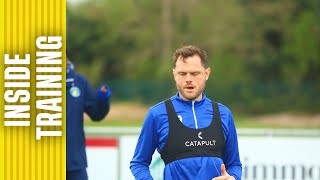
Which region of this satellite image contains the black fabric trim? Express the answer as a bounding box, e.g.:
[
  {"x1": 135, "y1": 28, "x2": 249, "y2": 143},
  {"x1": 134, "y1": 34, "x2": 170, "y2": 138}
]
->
[{"x1": 160, "y1": 99, "x2": 225, "y2": 165}]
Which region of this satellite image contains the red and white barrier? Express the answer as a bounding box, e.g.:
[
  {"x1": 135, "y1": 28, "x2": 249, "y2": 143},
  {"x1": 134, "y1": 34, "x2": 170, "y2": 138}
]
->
[
  {"x1": 84, "y1": 128, "x2": 320, "y2": 180},
  {"x1": 86, "y1": 137, "x2": 119, "y2": 180}
]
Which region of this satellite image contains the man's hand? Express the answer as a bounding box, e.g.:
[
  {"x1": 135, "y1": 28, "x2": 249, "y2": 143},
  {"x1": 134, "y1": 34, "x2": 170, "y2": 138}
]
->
[
  {"x1": 100, "y1": 85, "x2": 108, "y2": 92},
  {"x1": 212, "y1": 164, "x2": 236, "y2": 180},
  {"x1": 97, "y1": 84, "x2": 112, "y2": 99}
]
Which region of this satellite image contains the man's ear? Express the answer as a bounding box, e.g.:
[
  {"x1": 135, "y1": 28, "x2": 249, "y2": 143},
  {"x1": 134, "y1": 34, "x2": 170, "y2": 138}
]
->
[{"x1": 205, "y1": 67, "x2": 211, "y2": 81}]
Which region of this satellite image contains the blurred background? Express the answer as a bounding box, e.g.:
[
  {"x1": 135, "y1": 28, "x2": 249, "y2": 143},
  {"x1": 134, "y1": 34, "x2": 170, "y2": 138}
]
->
[
  {"x1": 67, "y1": 0, "x2": 320, "y2": 116},
  {"x1": 67, "y1": 0, "x2": 320, "y2": 179}
]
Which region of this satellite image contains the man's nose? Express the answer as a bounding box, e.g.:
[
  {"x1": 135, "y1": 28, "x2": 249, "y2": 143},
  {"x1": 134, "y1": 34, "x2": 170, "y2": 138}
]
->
[{"x1": 185, "y1": 73, "x2": 192, "y2": 82}]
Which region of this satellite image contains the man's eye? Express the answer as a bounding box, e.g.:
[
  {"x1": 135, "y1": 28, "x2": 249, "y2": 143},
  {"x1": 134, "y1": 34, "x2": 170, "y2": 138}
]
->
[{"x1": 179, "y1": 73, "x2": 186, "y2": 76}]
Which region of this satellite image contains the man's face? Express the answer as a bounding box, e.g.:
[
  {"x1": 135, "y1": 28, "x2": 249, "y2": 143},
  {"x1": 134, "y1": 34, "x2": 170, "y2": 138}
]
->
[{"x1": 173, "y1": 55, "x2": 211, "y2": 101}]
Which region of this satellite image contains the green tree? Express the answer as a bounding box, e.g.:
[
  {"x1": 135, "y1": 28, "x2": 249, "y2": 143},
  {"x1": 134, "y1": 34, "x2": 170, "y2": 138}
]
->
[{"x1": 282, "y1": 10, "x2": 320, "y2": 83}]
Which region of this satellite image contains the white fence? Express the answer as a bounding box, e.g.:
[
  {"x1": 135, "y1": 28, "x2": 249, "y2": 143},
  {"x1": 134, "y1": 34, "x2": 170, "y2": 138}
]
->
[{"x1": 85, "y1": 127, "x2": 320, "y2": 180}]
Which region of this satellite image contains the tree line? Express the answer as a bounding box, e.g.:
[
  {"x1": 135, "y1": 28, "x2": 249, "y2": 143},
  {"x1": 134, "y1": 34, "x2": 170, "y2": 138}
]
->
[{"x1": 67, "y1": 0, "x2": 320, "y2": 114}]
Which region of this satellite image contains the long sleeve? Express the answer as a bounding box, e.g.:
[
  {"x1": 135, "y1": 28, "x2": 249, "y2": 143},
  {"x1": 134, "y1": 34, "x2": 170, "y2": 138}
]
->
[
  {"x1": 222, "y1": 111, "x2": 242, "y2": 180},
  {"x1": 84, "y1": 81, "x2": 112, "y2": 121},
  {"x1": 130, "y1": 110, "x2": 158, "y2": 180}
]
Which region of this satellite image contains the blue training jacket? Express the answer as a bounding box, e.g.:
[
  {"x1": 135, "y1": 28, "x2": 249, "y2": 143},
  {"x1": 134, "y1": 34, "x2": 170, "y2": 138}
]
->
[
  {"x1": 66, "y1": 62, "x2": 112, "y2": 171},
  {"x1": 130, "y1": 93, "x2": 242, "y2": 180}
]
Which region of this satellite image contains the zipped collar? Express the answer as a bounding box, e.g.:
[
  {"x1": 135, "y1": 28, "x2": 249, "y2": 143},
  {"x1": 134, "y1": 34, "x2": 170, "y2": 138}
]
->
[
  {"x1": 173, "y1": 92, "x2": 207, "y2": 129},
  {"x1": 174, "y1": 92, "x2": 206, "y2": 107}
]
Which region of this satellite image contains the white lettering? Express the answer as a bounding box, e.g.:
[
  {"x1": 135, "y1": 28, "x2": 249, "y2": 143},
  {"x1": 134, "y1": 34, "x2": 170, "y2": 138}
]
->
[
  {"x1": 4, "y1": 105, "x2": 30, "y2": 118},
  {"x1": 4, "y1": 54, "x2": 31, "y2": 127},
  {"x1": 35, "y1": 37, "x2": 63, "y2": 140},
  {"x1": 36, "y1": 90, "x2": 62, "y2": 96},
  {"x1": 36, "y1": 98, "x2": 62, "y2": 112},
  {"x1": 36, "y1": 75, "x2": 62, "y2": 88},
  {"x1": 36, "y1": 113, "x2": 62, "y2": 126},
  {"x1": 36, "y1": 127, "x2": 62, "y2": 140},
  {"x1": 4, "y1": 121, "x2": 30, "y2": 126},
  {"x1": 36, "y1": 36, "x2": 62, "y2": 50},
  {"x1": 4, "y1": 82, "x2": 30, "y2": 88},
  {"x1": 4, "y1": 90, "x2": 30, "y2": 103},
  {"x1": 5, "y1": 67, "x2": 30, "y2": 80},
  {"x1": 184, "y1": 140, "x2": 217, "y2": 147},
  {"x1": 4, "y1": 54, "x2": 30, "y2": 64}
]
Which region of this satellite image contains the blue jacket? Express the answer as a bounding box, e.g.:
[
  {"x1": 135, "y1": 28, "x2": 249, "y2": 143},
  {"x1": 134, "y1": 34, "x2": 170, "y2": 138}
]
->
[
  {"x1": 66, "y1": 62, "x2": 112, "y2": 171},
  {"x1": 130, "y1": 93, "x2": 242, "y2": 180}
]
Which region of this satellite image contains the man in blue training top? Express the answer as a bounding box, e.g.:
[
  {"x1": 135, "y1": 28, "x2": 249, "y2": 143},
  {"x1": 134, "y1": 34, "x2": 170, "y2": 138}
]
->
[
  {"x1": 66, "y1": 51, "x2": 112, "y2": 180},
  {"x1": 130, "y1": 45, "x2": 242, "y2": 180}
]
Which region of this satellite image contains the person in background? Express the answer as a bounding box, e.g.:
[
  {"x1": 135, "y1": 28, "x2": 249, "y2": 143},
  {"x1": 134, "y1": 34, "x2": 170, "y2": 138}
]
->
[
  {"x1": 130, "y1": 45, "x2": 242, "y2": 180},
  {"x1": 66, "y1": 51, "x2": 112, "y2": 180}
]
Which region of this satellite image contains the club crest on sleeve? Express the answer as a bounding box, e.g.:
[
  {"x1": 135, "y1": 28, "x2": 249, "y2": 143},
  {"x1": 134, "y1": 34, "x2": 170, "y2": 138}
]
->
[{"x1": 70, "y1": 86, "x2": 81, "y2": 97}]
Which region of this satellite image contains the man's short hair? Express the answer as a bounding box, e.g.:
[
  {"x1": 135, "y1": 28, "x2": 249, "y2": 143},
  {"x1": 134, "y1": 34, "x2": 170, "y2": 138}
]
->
[{"x1": 172, "y1": 45, "x2": 208, "y2": 68}]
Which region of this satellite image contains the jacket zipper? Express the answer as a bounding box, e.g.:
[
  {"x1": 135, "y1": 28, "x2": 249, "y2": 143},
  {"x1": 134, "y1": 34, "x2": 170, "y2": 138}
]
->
[{"x1": 192, "y1": 101, "x2": 198, "y2": 129}]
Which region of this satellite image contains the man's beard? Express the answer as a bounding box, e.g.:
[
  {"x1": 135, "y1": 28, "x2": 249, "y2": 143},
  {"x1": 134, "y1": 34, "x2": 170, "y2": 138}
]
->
[{"x1": 177, "y1": 84, "x2": 205, "y2": 101}]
